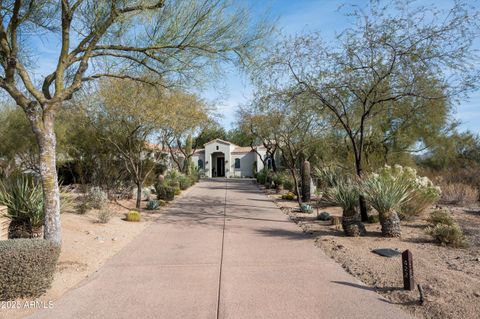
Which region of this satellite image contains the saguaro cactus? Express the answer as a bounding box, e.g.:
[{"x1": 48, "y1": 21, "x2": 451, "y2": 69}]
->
[{"x1": 301, "y1": 160, "x2": 311, "y2": 202}]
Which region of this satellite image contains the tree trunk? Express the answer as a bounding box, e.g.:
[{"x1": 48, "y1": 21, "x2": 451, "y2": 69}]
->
[
  {"x1": 379, "y1": 211, "x2": 401, "y2": 237},
  {"x1": 136, "y1": 182, "x2": 142, "y2": 209},
  {"x1": 31, "y1": 110, "x2": 61, "y2": 245},
  {"x1": 342, "y1": 208, "x2": 366, "y2": 237},
  {"x1": 289, "y1": 167, "x2": 302, "y2": 206},
  {"x1": 354, "y1": 157, "x2": 369, "y2": 222},
  {"x1": 301, "y1": 160, "x2": 311, "y2": 202}
]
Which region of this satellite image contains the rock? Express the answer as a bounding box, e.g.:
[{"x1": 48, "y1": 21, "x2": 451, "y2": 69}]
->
[
  {"x1": 112, "y1": 237, "x2": 117, "y2": 241},
  {"x1": 94, "y1": 236, "x2": 105, "y2": 242},
  {"x1": 474, "y1": 292, "x2": 480, "y2": 297},
  {"x1": 474, "y1": 257, "x2": 480, "y2": 262}
]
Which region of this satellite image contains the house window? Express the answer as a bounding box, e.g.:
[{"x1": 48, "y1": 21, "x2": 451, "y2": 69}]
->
[
  {"x1": 216, "y1": 146, "x2": 219, "y2": 150},
  {"x1": 234, "y1": 158, "x2": 241, "y2": 169},
  {"x1": 198, "y1": 159, "x2": 204, "y2": 169}
]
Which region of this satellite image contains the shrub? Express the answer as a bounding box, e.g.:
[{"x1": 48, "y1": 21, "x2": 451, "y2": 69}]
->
[
  {"x1": 426, "y1": 223, "x2": 467, "y2": 248},
  {"x1": 126, "y1": 211, "x2": 141, "y2": 222},
  {"x1": 326, "y1": 179, "x2": 365, "y2": 237},
  {"x1": 0, "y1": 239, "x2": 60, "y2": 300},
  {"x1": 155, "y1": 184, "x2": 175, "y2": 201},
  {"x1": 438, "y1": 182, "x2": 478, "y2": 206},
  {"x1": 368, "y1": 215, "x2": 380, "y2": 223},
  {"x1": 178, "y1": 176, "x2": 191, "y2": 190},
  {"x1": 87, "y1": 186, "x2": 108, "y2": 209},
  {"x1": 367, "y1": 166, "x2": 441, "y2": 219},
  {"x1": 362, "y1": 165, "x2": 413, "y2": 237},
  {"x1": 300, "y1": 203, "x2": 313, "y2": 213},
  {"x1": 0, "y1": 175, "x2": 44, "y2": 238},
  {"x1": 256, "y1": 169, "x2": 268, "y2": 185},
  {"x1": 427, "y1": 209, "x2": 454, "y2": 226},
  {"x1": 314, "y1": 166, "x2": 344, "y2": 188},
  {"x1": 283, "y1": 178, "x2": 294, "y2": 192},
  {"x1": 174, "y1": 187, "x2": 181, "y2": 196},
  {"x1": 146, "y1": 200, "x2": 160, "y2": 210},
  {"x1": 281, "y1": 192, "x2": 295, "y2": 200},
  {"x1": 317, "y1": 212, "x2": 331, "y2": 221},
  {"x1": 159, "y1": 199, "x2": 166, "y2": 206},
  {"x1": 325, "y1": 180, "x2": 359, "y2": 212},
  {"x1": 97, "y1": 209, "x2": 113, "y2": 224}
]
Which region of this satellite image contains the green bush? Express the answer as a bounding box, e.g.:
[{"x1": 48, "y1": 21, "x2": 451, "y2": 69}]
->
[
  {"x1": 0, "y1": 175, "x2": 44, "y2": 238},
  {"x1": 281, "y1": 192, "x2": 295, "y2": 200},
  {"x1": 178, "y1": 176, "x2": 191, "y2": 190},
  {"x1": 368, "y1": 214, "x2": 380, "y2": 223},
  {"x1": 146, "y1": 200, "x2": 160, "y2": 210},
  {"x1": 155, "y1": 184, "x2": 175, "y2": 201},
  {"x1": 426, "y1": 223, "x2": 467, "y2": 248},
  {"x1": 256, "y1": 169, "x2": 268, "y2": 185},
  {"x1": 174, "y1": 187, "x2": 181, "y2": 196},
  {"x1": 427, "y1": 209, "x2": 455, "y2": 226},
  {"x1": 126, "y1": 211, "x2": 141, "y2": 222},
  {"x1": 0, "y1": 239, "x2": 60, "y2": 300}
]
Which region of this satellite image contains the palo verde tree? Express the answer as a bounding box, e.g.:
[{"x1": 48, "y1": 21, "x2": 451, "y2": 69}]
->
[
  {"x1": 250, "y1": 91, "x2": 326, "y2": 205},
  {"x1": 159, "y1": 91, "x2": 212, "y2": 174},
  {"x1": 254, "y1": 0, "x2": 479, "y2": 221},
  {"x1": 0, "y1": 0, "x2": 270, "y2": 244}
]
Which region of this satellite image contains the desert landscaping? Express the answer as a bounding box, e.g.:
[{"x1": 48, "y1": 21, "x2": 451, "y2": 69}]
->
[
  {"x1": 266, "y1": 188, "x2": 480, "y2": 319},
  {"x1": 1, "y1": 0, "x2": 480, "y2": 318}
]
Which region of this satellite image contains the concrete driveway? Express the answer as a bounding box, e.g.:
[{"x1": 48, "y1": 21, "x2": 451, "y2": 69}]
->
[{"x1": 28, "y1": 179, "x2": 411, "y2": 319}]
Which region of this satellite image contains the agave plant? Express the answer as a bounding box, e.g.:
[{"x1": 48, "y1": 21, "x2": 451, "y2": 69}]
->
[
  {"x1": 0, "y1": 175, "x2": 44, "y2": 238},
  {"x1": 362, "y1": 166, "x2": 412, "y2": 237},
  {"x1": 325, "y1": 179, "x2": 366, "y2": 236}
]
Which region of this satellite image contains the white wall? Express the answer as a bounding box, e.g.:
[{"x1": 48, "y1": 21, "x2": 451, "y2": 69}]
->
[
  {"x1": 231, "y1": 152, "x2": 256, "y2": 178},
  {"x1": 204, "y1": 141, "x2": 233, "y2": 178}
]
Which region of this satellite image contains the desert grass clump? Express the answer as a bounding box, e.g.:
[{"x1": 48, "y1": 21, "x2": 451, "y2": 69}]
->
[
  {"x1": 438, "y1": 182, "x2": 478, "y2": 206},
  {"x1": 362, "y1": 165, "x2": 412, "y2": 237},
  {"x1": 126, "y1": 211, "x2": 141, "y2": 222},
  {"x1": 326, "y1": 179, "x2": 365, "y2": 237},
  {"x1": 425, "y1": 209, "x2": 467, "y2": 247},
  {"x1": 426, "y1": 224, "x2": 467, "y2": 248},
  {"x1": 97, "y1": 209, "x2": 113, "y2": 224},
  {"x1": 0, "y1": 239, "x2": 60, "y2": 300},
  {"x1": 427, "y1": 209, "x2": 455, "y2": 226}
]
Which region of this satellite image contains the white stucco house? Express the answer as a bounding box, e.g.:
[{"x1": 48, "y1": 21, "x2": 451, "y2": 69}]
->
[{"x1": 191, "y1": 139, "x2": 268, "y2": 178}]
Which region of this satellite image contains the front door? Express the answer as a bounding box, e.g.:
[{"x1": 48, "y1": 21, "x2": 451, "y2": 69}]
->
[{"x1": 216, "y1": 157, "x2": 225, "y2": 177}]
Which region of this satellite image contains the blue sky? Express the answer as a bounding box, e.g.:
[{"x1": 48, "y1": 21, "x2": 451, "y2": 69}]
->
[
  {"x1": 207, "y1": 0, "x2": 480, "y2": 132},
  {"x1": 22, "y1": 0, "x2": 480, "y2": 133}
]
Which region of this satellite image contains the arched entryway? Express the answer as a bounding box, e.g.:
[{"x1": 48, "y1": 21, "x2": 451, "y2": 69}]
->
[{"x1": 211, "y1": 151, "x2": 225, "y2": 177}]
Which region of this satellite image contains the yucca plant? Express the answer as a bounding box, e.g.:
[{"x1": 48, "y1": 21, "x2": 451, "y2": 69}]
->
[
  {"x1": 362, "y1": 166, "x2": 412, "y2": 237},
  {"x1": 0, "y1": 175, "x2": 44, "y2": 238},
  {"x1": 325, "y1": 179, "x2": 366, "y2": 236}
]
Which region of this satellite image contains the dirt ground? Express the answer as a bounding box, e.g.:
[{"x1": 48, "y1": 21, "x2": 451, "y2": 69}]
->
[
  {"x1": 266, "y1": 189, "x2": 480, "y2": 319},
  {"x1": 0, "y1": 192, "x2": 176, "y2": 319}
]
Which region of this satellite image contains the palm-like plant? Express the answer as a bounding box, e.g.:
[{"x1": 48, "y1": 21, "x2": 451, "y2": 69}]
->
[
  {"x1": 362, "y1": 169, "x2": 412, "y2": 237},
  {"x1": 325, "y1": 179, "x2": 366, "y2": 237},
  {"x1": 0, "y1": 175, "x2": 44, "y2": 238}
]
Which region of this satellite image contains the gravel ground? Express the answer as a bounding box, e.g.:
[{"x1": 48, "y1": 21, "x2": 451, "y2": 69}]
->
[{"x1": 267, "y1": 189, "x2": 480, "y2": 319}]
